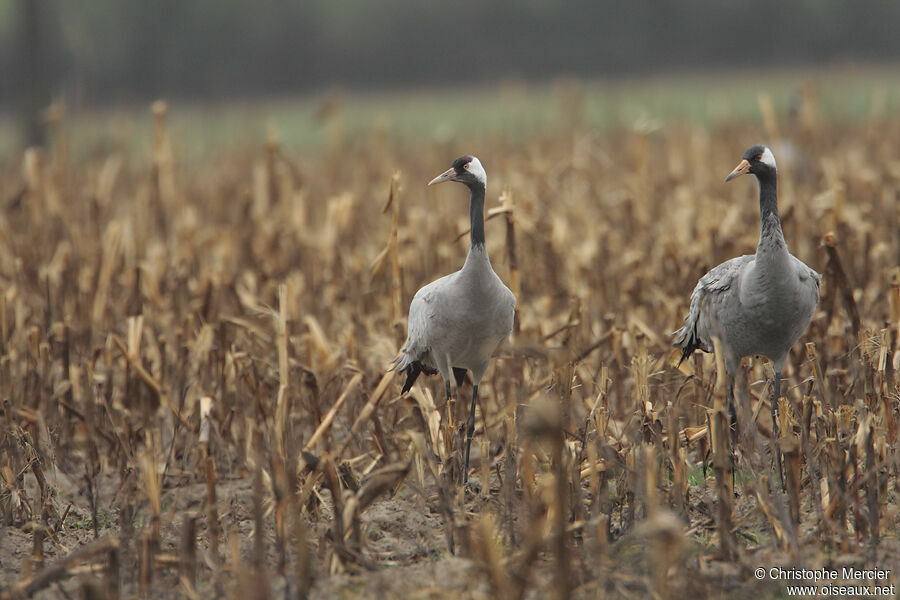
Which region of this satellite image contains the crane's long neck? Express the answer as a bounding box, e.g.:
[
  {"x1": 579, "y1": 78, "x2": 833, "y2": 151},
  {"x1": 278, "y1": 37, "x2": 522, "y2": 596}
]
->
[
  {"x1": 756, "y1": 170, "x2": 788, "y2": 260},
  {"x1": 462, "y1": 183, "x2": 492, "y2": 272},
  {"x1": 469, "y1": 184, "x2": 486, "y2": 249}
]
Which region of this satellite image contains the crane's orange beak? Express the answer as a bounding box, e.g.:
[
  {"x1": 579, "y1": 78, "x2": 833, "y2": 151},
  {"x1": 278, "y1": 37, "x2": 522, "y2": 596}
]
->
[
  {"x1": 725, "y1": 159, "x2": 751, "y2": 183},
  {"x1": 428, "y1": 168, "x2": 457, "y2": 186}
]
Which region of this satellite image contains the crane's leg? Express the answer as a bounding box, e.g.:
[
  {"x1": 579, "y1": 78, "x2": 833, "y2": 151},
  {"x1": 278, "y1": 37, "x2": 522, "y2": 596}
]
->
[
  {"x1": 728, "y1": 379, "x2": 736, "y2": 494},
  {"x1": 462, "y1": 384, "x2": 479, "y2": 485},
  {"x1": 772, "y1": 370, "x2": 784, "y2": 490},
  {"x1": 445, "y1": 380, "x2": 452, "y2": 404}
]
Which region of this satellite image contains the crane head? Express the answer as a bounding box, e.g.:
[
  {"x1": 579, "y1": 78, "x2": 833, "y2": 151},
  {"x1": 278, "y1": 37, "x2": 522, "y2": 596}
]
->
[
  {"x1": 428, "y1": 155, "x2": 487, "y2": 189},
  {"x1": 725, "y1": 144, "x2": 777, "y2": 182}
]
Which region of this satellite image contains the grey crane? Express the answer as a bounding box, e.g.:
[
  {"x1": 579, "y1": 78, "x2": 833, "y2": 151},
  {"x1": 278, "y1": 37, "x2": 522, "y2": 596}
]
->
[
  {"x1": 392, "y1": 155, "x2": 516, "y2": 484},
  {"x1": 673, "y1": 144, "x2": 820, "y2": 485}
]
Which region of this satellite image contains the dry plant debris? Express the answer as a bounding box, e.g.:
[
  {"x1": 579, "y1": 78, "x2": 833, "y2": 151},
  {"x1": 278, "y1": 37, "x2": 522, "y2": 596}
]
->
[{"x1": 0, "y1": 100, "x2": 899, "y2": 599}]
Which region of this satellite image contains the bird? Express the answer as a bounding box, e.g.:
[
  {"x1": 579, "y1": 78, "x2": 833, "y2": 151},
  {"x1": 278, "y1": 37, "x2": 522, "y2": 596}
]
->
[
  {"x1": 392, "y1": 155, "x2": 516, "y2": 485},
  {"x1": 673, "y1": 144, "x2": 820, "y2": 486}
]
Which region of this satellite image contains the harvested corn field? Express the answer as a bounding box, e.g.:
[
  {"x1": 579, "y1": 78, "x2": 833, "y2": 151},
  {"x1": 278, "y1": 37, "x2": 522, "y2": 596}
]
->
[{"x1": 1, "y1": 94, "x2": 899, "y2": 599}]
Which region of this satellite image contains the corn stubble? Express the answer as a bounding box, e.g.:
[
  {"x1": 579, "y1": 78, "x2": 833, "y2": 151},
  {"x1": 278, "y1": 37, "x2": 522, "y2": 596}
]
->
[{"x1": 0, "y1": 98, "x2": 899, "y2": 599}]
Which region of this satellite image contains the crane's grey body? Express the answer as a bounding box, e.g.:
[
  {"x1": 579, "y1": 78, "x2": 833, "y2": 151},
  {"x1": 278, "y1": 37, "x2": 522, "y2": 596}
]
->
[
  {"x1": 392, "y1": 155, "x2": 515, "y2": 484},
  {"x1": 675, "y1": 226, "x2": 820, "y2": 375},
  {"x1": 399, "y1": 246, "x2": 515, "y2": 384},
  {"x1": 673, "y1": 144, "x2": 819, "y2": 486}
]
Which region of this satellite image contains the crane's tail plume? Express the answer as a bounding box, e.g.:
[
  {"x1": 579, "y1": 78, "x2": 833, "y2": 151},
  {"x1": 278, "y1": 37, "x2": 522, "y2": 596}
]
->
[
  {"x1": 672, "y1": 321, "x2": 707, "y2": 367},
  {"x1": 390, "y1": 353, "x2": 437, "y2": 394}
]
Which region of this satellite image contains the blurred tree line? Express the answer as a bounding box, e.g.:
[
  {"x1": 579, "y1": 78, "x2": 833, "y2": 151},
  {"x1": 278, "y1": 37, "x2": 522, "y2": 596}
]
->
[{"x1": 3, "y1": 0, "x2": 900, "y2": 118}]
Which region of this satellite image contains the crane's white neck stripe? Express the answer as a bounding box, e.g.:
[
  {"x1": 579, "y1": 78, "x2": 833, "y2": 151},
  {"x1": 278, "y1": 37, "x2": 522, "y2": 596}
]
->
[
  {"x1": 760, "y1": 147, "x2": 776, "y2": 169},
  {"x1": 467, "y1": 156, "x2": 487, "y2": 187}
]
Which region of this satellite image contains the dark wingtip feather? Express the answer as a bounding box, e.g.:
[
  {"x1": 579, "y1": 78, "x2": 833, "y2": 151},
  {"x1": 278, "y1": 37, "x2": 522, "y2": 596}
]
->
[
  {"x1": 674, "y1": 326, "x2": 709, "y2": 368},
  {"x1": 400, "y1": 363, "x2": 420, "y2": 394},
  {"x1": 398, "y1": 360, "x2": 438, "y2": 394},
  {"x1": 676, "y1": 344, "x2": 696, "y2": 368},
  {"x1": 673, "y1": 321, "x2": 705, "y2": 368}
]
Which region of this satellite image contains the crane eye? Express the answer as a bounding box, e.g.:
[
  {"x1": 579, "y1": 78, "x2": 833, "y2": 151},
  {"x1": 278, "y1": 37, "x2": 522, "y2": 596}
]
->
[
  {"x1": 463, "y1": 163, "x2": 470, "y2": 170},
  {"x1": 754, "y1": 155, "x2": 762, "y2": 162}
]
